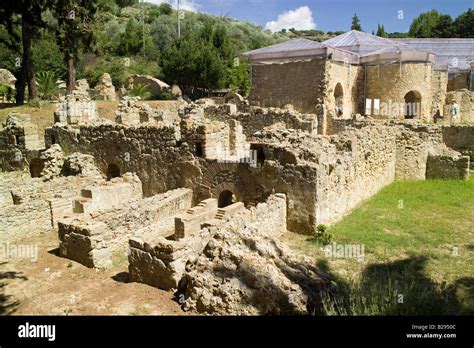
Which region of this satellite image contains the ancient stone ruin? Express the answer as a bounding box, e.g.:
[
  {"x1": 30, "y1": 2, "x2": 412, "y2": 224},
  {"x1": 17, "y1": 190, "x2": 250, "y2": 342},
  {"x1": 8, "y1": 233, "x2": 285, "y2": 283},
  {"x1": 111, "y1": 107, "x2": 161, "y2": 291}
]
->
[{"x1": 1, "y1": 30, "x2": 473, "y2": 315}]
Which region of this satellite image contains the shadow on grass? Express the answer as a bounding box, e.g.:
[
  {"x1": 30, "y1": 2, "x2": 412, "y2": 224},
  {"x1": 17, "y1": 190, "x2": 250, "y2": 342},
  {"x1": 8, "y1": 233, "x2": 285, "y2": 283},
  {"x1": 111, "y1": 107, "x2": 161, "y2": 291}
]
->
[
  {"x1": 318, "y1": 256, "x2": 473, "y2": 315},
  {"x1": 0, "y1": 262, "x2": 28, "y2": 315}
]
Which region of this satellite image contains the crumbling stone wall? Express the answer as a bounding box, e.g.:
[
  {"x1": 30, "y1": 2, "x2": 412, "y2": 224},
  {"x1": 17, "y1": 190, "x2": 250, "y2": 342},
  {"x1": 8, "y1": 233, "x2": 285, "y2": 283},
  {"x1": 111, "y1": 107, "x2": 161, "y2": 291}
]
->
[
  {"x1": 203, "y1": 106, "x2": 316, "y2": 136},
  {"x1": 442, "y1": 125, "x2": 474, "y2": 165},
  {"x1": 128, "y1": 193, "x2": 287, "y2": 291},
  {"x1": 430, "y1": 70, "x2": 448, "y2": 118},
  {"x1": 325, "y1": 61, "x2": 363, "y2": 119},
  {"x1": 0, "y1": 175, "x2": 103, "y2": 241},
  {"x1": 0, "y1": 113, "x2": 44, "y2": 172},
  {"x1": 444, "y1": 89, "x2": 473, "y2": 123},
  {"x1": 44, "y1": 123, "x2": 186, "y2": 196},
  {"x1": 59, "y1": 182, "x2": 192, "y2": 268},
  {"x1": 250, "y1": 57, "x2": 326, "y2": 113},
  {"x1": 314, "y1": 125, "x2": 397, "y2": 225},
  {"x1": 448, "y1": 72, "x2": 470, "y2": 91},
  {"x1": 426, "y1": 153, "x2": 470, "y2": 180},
  {"x1": 43, "y1": 110, "x2": 472, "y2": 235}
]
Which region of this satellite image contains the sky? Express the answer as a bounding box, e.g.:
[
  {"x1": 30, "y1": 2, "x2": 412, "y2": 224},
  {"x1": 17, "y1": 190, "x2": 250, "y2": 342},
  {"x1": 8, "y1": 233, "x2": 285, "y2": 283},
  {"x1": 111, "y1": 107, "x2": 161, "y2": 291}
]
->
[{"x1": 147, "y1": 0, "x2": 473, "y2": 33}]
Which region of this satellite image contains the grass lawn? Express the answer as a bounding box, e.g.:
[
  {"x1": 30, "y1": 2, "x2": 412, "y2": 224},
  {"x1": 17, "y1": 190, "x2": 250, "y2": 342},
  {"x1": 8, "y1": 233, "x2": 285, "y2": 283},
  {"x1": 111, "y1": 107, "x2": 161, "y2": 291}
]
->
[{"x1": 289, "y1": 174, "x2": 474, "y2": 315}]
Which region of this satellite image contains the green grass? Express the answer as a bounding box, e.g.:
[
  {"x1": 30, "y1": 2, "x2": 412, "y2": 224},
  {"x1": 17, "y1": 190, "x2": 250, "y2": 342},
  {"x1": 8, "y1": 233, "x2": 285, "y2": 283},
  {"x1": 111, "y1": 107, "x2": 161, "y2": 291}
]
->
[{"x1": 309, "y1": 175, "x2": 474, "y2": 315}]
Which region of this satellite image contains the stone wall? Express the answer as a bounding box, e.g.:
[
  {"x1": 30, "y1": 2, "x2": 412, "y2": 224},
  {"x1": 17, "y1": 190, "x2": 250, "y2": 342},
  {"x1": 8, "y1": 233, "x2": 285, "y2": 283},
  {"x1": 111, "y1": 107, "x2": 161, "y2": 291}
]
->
[
  {"x1": 314, "y1": 126, "x2": 397, "y2": 225},
  {"x1": 325, "y1": 61, "x2": 363, "y2": 119},
  {"x1": 0, "y1": 175, "x2": 103, "y2": 242},
  {"x1": 447, "y1": 72, "x2": 470, "y2": 91},
  {"x1": 444, "y1": 89, "x2": 474, "y2": 123},
  {"x1": 128, "y1": 193, "x2": 287, "y2": 290},
  {"x1": 204, "y1": 106, "x2": 317, "y2": 137},
  {"x1": 426, "y1": 154, "x2": 470, "y2": 180},
  {"x1": 59, "y1": 186, "x2": 192, "y2": 268},
  {"x1": 442, "y1": 125, "x2": 474, "y2": 165},
  {"x1": 43, "y1": 115, "x2": 472, "y2": 236},
  {"x1": 250, "y1": 57, "x2": 326, "y2": 113},
  {"x1": 365, "y1": 62, "x2": 433, "y2": 121},
  {"x1": 0, "y1": 113, "x2": 44, "y2": 172},
  {"x1": 430, "y1": 70, "x2": 448, "y2": 118},
  {"x1": 44, "y1": 124, "x2": 186, "y2": 197}
]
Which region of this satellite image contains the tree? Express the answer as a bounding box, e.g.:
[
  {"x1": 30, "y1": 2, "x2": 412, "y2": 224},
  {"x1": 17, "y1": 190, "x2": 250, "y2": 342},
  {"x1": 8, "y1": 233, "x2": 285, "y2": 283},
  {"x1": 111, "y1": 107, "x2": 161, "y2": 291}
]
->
[
  {"x1": 454, "y1": 8, "x2": 474, "y2": 38},
  {"x1": 351, "y1": 13, "x2": 362, "y2": 31},
  {"x1": 409, "y1": 10, "x2": 441, "y2": 37},
  {"x1": 116, "y1": 0, "x2": 138, "y2": 8},
  {"x1": 432, "y1": 14, "x2": 455, "y2": 38},
  {"x1": 376, "y1": 24, "x2": 387, "y2": 37},
  {"x1": 228, "y1": 58, "x2": 250, "y2": 96},
  {"x1": 0, "y1": 0, "x2": 48, "y2": 104},
  {"x1": 117, "y1": 18, "x2": 152, "y2": 56},
  {"x1": 52, "y1": 0, "x2": 97, "y2": 94},
  {"x1": 158, "y1": 3, "x2": 173, "y2": 16},
  {"x1": 161, "y1": 22, "x2": 233, "y2": 97}
]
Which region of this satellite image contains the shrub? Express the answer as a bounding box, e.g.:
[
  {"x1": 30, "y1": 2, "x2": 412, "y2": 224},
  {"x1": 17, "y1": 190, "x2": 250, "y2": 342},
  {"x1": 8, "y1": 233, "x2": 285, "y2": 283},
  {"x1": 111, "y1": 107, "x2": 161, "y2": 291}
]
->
[
  {"x1": 36, "y1": 71, "x2": 61, "y2": 100},
  {"x1": 310, "y1": 224, "x2": 332, "y2": 245},
  {"x1": 0, "y1": 84, "x2": 15, "y2": 102},
  {"x1": 129, "y1": 83, "x2": 151, "y2": 100}
]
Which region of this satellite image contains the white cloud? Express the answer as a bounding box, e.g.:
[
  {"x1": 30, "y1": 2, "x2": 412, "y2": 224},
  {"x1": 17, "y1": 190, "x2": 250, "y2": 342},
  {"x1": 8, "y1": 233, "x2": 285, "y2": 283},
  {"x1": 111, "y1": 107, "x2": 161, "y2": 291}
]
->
[
  {"x1": 146, "y1": 0, "x2": 199, "y2": 13},
  {"x1": 265, "y1": 6, "x2": 316, "y2": 32}
]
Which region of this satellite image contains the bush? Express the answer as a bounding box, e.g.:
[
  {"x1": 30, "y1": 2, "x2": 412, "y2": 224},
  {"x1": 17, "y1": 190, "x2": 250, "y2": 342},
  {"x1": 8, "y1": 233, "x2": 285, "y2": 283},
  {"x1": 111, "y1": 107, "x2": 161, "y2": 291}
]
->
[
  {"x1": 129, "y1": 83, "x2": 151, "y2": 100},
  {"x1": 310, "y1": 224, "x2": 332, "y2": 245},
  {"x1": 0, "y1": 84, "x2": 15, "y2": 102},
  {"x1": 36, "y1": 71, "x2": 61, "y2": 100},
  {"x1": 27, "y1": 99, "x2": 45, "y2": 108},
  {"x1": 158, "y1": 90, "x2": 174, "y2": 100}
]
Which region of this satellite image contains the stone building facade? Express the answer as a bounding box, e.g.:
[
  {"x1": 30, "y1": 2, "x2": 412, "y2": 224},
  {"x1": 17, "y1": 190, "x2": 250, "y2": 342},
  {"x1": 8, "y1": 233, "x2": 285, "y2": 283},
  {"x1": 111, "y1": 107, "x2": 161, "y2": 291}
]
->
[{"x1": 246, "y1": 31, "x2": 474, "y2": 123}]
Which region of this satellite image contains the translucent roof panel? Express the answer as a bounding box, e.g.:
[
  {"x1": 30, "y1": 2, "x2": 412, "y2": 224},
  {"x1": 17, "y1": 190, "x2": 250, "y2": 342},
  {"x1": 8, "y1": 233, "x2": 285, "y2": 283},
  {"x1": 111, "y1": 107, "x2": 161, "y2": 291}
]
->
[
  {"x1": 323, "y1": 30, "x2": 405, "y2": 54},
  {"x1": 393, "y1": 38, "x2": 474, "y2": 71},
  {"x1": 360, "y1": 45, "x2": 435, "y2": 64},
  {"x1": 243, "y1": 38, "x2": 325, "y2": 56}
]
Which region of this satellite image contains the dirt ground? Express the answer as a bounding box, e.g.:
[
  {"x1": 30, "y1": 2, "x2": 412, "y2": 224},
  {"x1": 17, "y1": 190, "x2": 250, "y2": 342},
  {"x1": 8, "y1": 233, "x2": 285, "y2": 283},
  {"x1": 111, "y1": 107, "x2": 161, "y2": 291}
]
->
[{"x1": 0, "y1": 229, "x2": 188, "y2": 316}]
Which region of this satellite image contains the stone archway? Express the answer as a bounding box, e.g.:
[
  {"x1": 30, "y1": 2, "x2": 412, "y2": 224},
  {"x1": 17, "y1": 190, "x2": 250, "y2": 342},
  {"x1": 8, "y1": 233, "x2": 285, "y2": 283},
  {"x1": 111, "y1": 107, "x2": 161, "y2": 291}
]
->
[
  {"x1": 29, "y1": 158, "x2": 44, "y2": 178},
  {"x1": 218, "y1": 190, "x2": 235, "y2": 208},
  {"x1": 334, "y1": 83, "x2": 344, "y2": 117},
  {"x1": 404, "y1": 90, "x2": 421, "y2": 119},
  {"x1": 106, "y1": 163, "x2": 121, "y2": 180}
]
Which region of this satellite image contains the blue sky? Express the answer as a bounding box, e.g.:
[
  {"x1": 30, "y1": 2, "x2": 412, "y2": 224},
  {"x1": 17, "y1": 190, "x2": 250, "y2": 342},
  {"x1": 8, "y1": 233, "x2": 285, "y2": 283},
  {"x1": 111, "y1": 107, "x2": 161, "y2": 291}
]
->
[{"x1": 150, "y1": 0, "x2": 473, "y2": 33}]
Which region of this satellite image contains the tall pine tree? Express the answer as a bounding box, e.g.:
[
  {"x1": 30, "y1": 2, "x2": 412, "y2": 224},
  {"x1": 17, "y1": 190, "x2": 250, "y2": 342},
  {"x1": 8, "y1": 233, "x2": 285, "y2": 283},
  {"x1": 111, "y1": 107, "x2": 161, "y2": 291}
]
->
[
  {"x1": 0, "y1": 0, "x2": 48, "y2": 104},
  {"x1": 52, "y1": 0, "x2": 97, "y2": 94},
  {"x1": 351, "y1": 13, "x2": 362, "y2": 31}
]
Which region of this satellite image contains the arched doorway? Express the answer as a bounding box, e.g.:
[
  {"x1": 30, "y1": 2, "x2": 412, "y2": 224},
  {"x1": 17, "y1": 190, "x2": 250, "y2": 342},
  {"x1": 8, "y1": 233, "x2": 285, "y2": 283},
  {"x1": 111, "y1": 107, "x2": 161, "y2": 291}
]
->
[
  {"x1": 29, "y1": 158, "x2": 44, "y2": 178},
  {"x1": 218, "y1": 190, "x2": 235, "y2": 208},
  {"x1": 334, "y1": 83, "x2": 344, "y2": 117},
  {"x1": 106, "y1": 163, "x2": 121, "y2": 180},
  {"x1": 404, "y1": 91, "x2": 421, "y2": 119}
]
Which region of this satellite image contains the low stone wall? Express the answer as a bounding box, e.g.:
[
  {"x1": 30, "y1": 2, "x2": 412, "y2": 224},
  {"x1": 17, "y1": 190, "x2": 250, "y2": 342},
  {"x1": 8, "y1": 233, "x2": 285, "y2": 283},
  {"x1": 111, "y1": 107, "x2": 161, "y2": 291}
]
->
[
  {"x1": 426, "y1": 154, "x2": 470, "y2": 180},
  {"x1": 73, "y1": 175, "x2": 142, "y2": 214},
  {"x1": 0, "y1": 199, "x2": 52, "y2": 242},
  {"x1": 59, "y1": 187, "x2": 192, "y2": 268},
  {"x1": 204, "y1": 106, "x2": 317, "y2": 136},
  {"x1": 174, "y1": 198, "x2": 218, "y2": 239},
  {"x1": 128, "y1": 194, "x2": 287, "y2": 290},
  {"x1": 128, "y1": 226, "x2": 216, "y2": 290},
  {"x1": 442, "y1": 125, "x2": 474, "y2": 165},
  {"x1": 0, "y1": 174, "x2": 103, "y2": 242}
]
